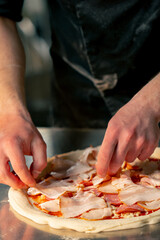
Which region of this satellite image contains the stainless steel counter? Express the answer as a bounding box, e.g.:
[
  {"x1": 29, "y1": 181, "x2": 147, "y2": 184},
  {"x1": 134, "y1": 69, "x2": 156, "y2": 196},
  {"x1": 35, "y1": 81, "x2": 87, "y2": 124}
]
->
[{"x1": 1, "y1": 127, "x2": 160, "y2": 240}]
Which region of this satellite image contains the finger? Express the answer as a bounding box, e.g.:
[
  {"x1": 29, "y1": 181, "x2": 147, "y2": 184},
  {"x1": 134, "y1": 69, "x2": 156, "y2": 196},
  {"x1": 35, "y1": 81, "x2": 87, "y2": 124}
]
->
[
  {"x1": 107, "y1": 140, "x2": 129, "y2": 175},
  {"x1": 0, "y1": 159, "x2": 26, "y2": 189},
  {"x1": 30, "y1": 138, "x2": 47, "y2": 178},
  {"x1": 6, "y1": 140, "x2": 36, "y2": 187},
  {"x1": 96, "y1": 131, "x2": 117, "y2": 177},
  {"x1": 125, "y1": 138, "x2": 144, "y2": 163},
  {"x1": 138, "y1": 143, "x2": 158, "y2": 161}
]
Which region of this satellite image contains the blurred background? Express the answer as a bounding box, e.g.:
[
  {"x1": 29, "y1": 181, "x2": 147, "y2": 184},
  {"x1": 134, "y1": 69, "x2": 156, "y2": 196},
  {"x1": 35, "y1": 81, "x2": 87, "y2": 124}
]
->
[{"x1": 18, "y1": 0, "x2": 53, "y2": 127}]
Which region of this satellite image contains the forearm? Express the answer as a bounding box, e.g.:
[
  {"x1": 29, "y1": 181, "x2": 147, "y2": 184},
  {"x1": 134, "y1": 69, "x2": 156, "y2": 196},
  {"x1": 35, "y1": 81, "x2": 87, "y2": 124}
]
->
[
  {"x1": 0, "y1": 17, "x2": 47, "y2": 189},
  {"x1": 131, "y1": 72, "x2": 160, "y2": 122},
  {"x1": 0, "y1": 17, "x2": 26, "y2": 114}
]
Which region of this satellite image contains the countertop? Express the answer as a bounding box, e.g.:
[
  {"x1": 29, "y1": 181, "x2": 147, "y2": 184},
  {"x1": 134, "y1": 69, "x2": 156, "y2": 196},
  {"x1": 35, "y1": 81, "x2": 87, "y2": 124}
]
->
[{"x1": 0, "y1": 127, "x2": 160, "y2": 240}]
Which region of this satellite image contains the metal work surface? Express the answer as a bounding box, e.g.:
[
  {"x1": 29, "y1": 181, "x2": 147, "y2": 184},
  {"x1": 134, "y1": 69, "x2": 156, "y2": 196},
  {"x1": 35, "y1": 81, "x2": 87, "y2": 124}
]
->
[{"x1": 0, "y1": 127, "x2": 160, "y2": 240}]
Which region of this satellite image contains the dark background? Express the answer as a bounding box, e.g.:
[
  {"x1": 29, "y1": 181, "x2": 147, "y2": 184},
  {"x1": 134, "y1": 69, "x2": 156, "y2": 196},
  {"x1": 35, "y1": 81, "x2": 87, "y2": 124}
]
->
[{"x1": 18, "y1": 0, "x2": 53, "y2": 127}]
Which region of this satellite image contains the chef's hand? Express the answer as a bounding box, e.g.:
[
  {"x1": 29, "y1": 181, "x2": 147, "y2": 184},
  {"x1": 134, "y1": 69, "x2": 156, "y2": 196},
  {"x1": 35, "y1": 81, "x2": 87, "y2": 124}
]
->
[
  {"x1": 0, "y1": 110, "x2": 47, "y2": 189},
  {"x1": 0, "y1": 18, "x2": 47, "y2": 189},
  {"x1": 96, "y1": 73, "x2": 160, "y2": 177}
]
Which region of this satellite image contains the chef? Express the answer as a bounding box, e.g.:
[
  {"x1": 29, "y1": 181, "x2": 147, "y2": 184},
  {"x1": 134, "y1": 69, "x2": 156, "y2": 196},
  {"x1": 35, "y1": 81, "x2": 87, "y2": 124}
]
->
[{"x1": 0, "y1": 0, "x2": 159, "y2": 188}]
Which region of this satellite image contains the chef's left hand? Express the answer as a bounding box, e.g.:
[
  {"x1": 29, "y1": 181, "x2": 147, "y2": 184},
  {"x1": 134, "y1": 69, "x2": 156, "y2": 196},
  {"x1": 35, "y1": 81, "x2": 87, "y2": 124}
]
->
[{"x1": 96, "y1": 74, "x2": 160, "y2": 177}]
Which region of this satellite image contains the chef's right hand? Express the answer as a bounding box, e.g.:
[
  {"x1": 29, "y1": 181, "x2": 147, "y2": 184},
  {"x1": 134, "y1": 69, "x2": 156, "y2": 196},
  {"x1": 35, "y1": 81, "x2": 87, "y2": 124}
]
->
[{"x1": 0, "y1": 110, "x2": 47, "y2": 189}]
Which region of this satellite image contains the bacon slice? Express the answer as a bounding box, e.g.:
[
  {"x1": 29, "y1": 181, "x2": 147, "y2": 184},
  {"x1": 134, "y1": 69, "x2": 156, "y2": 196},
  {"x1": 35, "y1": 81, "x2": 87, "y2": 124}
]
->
[
  {"x1": 60, "y1": 191, "x2": 107, "y2": 218},
  {"x1": 119, "y1": 184, "x2": 160, "y2": 205},
  {"x1": 98, "y1": 182, "x2": 117, "y2": 194},
  {"x1": 116, "y1": 204, "x2": 145, "y2": 214},
  {"x1": 92, "y1": 175, "x2": 111, "y2": 186},
  {"x1": 138, "y1": 199, "x2": 160, "y2": 211},
  {"x1": 66, "y1": 162, "x2": 92, "y2": 177},
  {"x1": 81, "y1": 208, "x2": 112, "y2": 220},
  {"x1": 140, "y1": 176, "x2": 160, "y2": 187},
  {"x1": 39, "y1": 199, "x2": 60, "y2": 212},
  {"x1": 111, "y1": 174, "x2": 133, "y2": 190},
  {"x1": 140, "y1": 170, "x2": 160, "y2": 187},
  {"x1": 79, "y1": 146, "x2": 98, "y2": 165},
  {"x1": 27, "y1": 178, "x2": 76, "y2": 199},
  {"x1": 103, "y1": 193, "x2": 121, "y2": 206}
]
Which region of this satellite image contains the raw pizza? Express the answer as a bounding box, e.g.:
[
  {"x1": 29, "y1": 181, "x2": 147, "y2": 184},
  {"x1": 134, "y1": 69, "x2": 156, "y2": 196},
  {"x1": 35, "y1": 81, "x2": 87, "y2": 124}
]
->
[{"x1": 8, "y1": 146, "x2": 160, "y2": 233}]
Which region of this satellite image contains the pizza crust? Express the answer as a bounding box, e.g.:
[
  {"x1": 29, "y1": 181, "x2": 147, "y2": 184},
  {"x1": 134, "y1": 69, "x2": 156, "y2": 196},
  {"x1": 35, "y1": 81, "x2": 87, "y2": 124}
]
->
[{"x1": 8, "y1": 147, "x2": 160, "y2": 233}]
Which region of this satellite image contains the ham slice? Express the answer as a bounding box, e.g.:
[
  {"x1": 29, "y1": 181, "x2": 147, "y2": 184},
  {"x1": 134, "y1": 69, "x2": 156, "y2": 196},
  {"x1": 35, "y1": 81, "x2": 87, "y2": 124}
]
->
[
  {"x1": 92, "y1": 175, "x2": 111, "y2": 186},
  {"x1": 119, "y1": 184, "x2": 160, "y2": 205},
  {"x1": 116, "y1": 204, "x2": 145, "y2": 214},
  {"x1": 141, "y1": 176, "x2": 160, "y2": 187},
  {"x1": 28, "y1": 178, "x2": 76, "y2": 199},
  {"x1": 98, "y1": 182, "x2": 117, "y2": 194},
  {"x1": 111, "y1": 174, "x2": 133, "y2": 190},
  {"x1": 60, "y1": 191, "x2": 107, "y2": 218},
  {"x1": 140, "y1": 170, "x2": 160, "y2": 187},
  {"x1": 40, "y1": 199, "x2": 60, "y2": 212},
  {"x1": 138, "y1": 199, "x2": 160, "y2": 211},
  {"x1": 81, "y1": 208, "x2": 112, "y2": 220},
  {"x1": 66, "y1": 162, "x2": 92, "y2": 177},
  {"x1": 78, "y1": 146, "x2": 98, "y2": 164},
  {"x1": 103, "y1": 193, "x2": 121, "y2": 206}
]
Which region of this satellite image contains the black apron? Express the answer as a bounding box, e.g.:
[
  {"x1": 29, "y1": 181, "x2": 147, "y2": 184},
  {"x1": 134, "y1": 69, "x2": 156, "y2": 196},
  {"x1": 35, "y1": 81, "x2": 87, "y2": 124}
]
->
[{"x1": 47, "y1": 0, "x2": 160, "y2": 127}]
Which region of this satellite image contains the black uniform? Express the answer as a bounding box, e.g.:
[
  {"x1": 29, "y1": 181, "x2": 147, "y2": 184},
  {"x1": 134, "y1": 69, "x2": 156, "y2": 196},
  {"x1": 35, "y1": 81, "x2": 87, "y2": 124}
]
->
[{"x1": 1, "y1": 0, "x2": 160, "y2": 127}]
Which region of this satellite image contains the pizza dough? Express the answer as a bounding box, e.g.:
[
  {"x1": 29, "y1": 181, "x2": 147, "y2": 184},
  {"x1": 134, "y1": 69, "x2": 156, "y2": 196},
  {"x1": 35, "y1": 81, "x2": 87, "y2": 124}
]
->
[{"x1": 8, "y1": 146, "x2": 160, "y2": 233}]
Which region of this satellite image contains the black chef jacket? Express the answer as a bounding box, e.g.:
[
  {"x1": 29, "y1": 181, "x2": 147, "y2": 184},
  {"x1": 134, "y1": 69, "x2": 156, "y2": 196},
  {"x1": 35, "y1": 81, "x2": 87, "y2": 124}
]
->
[{"x1": 0, "y1": 0, "x2": 160, "y2": 127}]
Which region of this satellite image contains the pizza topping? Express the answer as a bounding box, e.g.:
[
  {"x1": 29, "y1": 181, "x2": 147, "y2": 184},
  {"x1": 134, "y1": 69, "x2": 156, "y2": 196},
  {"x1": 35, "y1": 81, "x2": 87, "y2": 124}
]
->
[
  {"x1": 116, "y1": 203, "x2": 145, "y2": 214},
  {"x1": 79, "y1": 146, "x2": 98, "y2": 165},
  {"x1": 60, "y1": 191, "x2": 107, "y2": 218},
  {"x1": 26, "y1": 146, "x2": 160, "y2": 221},
  {"x1": 119, "y1": 184, "x2": 160, "y2": 205},
  {"x1": 39, "y1": 199, "x2": 60, "y2": 212},
  {"x1": 27, "y1": 178, "x2": 76, "y2": 199},
  {"x1": 138, "y1": 199, "x2": 160, "y2": 211},
  {"x1": 98, "y1": 181, "x2": 117, "y2": 193},
  {"x1": 140, "y1": 170, "x2": 160, "y2": 187},
  {"x1": 111, "y1": 173, "x2": 133, "y2": 190},
  {"x1": 66, "y1": 161, "x2": 92, "y2": 177},
  {"x1": 103, "y1": 193, "x2": 121, "y2": 206},
  {"x1": 81, "y1": 207, "x2": 112, "y2": 220},
  {"x1": 92, "y1": 174, "x2": 111, "y2": 186}
]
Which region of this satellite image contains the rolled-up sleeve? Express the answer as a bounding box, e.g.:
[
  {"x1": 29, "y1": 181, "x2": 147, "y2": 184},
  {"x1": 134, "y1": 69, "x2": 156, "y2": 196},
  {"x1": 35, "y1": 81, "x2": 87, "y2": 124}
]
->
[{"x1": 0, "y1": 0, "x2": 24, "y2": 21}]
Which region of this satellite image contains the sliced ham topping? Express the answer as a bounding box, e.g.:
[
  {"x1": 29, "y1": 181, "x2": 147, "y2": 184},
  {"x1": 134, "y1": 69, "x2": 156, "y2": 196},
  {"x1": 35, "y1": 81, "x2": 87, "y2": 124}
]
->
[
  {"x1": 98, "y1": 182, "x2": 117, "y2": 194},
  {"x1": 140, "y1": 176, "x2": 160, "y2": 187},
  {"x1": 81, "y1": 208, "x2": 112, "y2": 220},
  {"x1": 66, "y1": 162, "x2": 92, "y2": 177},
  {"x1": 27, "y1": 146, "x2": 160, "y2": 220},
  {"x1": 39, "y1": 199, "x2": 60, "y2": 212},
  {"x1": 60, "y1": 191, "x2": 107, "y2": 218},
  {"x1": 119, "y1": 184, "x2": 160, "y2": 205},
  {"x1": 27, "y1": 178, "x2": 76, "y2": 199},
  {"x1": 92, "y1": 175, "x2": 111, "y2": 186},
  {"x1": 78, "y1": 146, "x2": 98, "y2": 165},
  {"x1": 138, "y1": 199, "x2": 160, "y2": 211},
  {"x1": 103, "y1": 193, "x2": 121, "y2": 206},
  {"x1": 116, "y1": 204, "x2": 145, "y2": 214},
  {"x1": 140, "y1": 170, "x2": 160, "y2": 187},
  {"x1": 111, "y1": 174, "x2": 133, "y2": 190}
]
